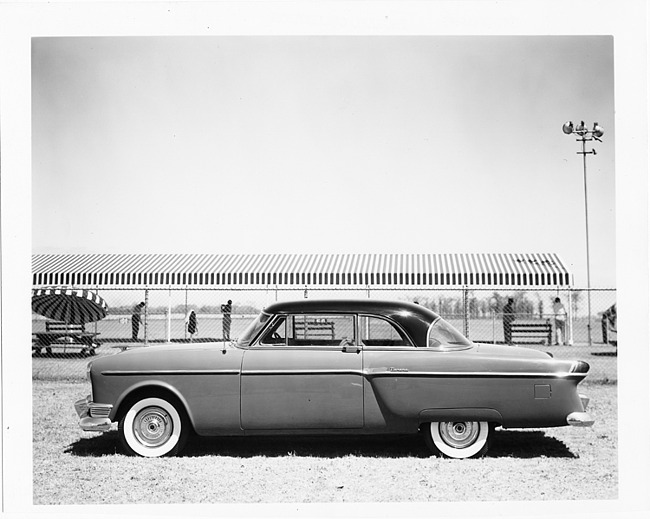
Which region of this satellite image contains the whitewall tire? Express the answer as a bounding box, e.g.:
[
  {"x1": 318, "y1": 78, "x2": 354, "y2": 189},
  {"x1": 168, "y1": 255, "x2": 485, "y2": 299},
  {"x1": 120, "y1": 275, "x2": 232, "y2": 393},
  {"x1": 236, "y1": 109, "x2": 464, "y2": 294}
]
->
[
  {"x1": 425, "y1": 421, "x2": 491, "y2": 459},
  {"x1": 119, "y1": 396, "x2": 188, "y2": 457}
]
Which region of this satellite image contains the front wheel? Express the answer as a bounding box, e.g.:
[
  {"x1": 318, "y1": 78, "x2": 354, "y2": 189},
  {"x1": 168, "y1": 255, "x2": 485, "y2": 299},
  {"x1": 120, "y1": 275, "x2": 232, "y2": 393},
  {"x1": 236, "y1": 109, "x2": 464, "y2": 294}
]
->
[
  {"x1": 424, "y1": 421, "x2": 491, "y2": 459},
  {"x1": 119, "y1": 396, "x2": 189, "y2": 457}
]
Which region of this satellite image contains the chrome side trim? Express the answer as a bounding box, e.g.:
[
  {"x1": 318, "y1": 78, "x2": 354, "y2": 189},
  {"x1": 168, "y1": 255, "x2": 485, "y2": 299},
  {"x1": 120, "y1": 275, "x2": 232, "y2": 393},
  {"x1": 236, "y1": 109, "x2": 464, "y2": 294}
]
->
[
  {"x1": 102, "y1": 370, "x2": 240, "y2": 376},
  {"x1": 366, "y1": 370, "x2": 588, "y2": 379},
  {"x1": 243, "y1": 369, "x2": 362, "y2": 376},
  {"x1": 102, "y1": 369, "x2": 587, "y2": 379},
  {"x1": 245, "y1": 369, "x2": 586, "y2": 379}
]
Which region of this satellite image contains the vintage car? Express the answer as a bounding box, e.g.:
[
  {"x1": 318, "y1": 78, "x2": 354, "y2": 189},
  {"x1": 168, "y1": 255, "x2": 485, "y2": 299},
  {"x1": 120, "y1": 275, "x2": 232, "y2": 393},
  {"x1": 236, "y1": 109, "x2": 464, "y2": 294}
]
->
[{"x1": 75, "y1": 299, "x2": 593, "y2": 459}]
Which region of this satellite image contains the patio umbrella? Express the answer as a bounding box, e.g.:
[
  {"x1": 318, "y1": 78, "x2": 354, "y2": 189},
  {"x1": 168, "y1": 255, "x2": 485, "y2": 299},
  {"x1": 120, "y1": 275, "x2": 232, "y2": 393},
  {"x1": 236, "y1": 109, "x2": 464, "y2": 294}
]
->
[{"x1": 32, "y1": 287, "x2": 108, "y2": 325}]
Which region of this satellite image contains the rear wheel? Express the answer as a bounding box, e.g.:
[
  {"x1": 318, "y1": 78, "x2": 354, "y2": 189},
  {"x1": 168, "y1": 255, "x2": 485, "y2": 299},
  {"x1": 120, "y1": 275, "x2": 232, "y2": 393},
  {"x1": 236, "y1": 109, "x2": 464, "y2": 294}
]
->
[
  {"x1": 424, "y1": 421, "x2": 491, "y2": 459},
  {"x1": 119, "y1": 396, "x2": 189, "y2": 457}
]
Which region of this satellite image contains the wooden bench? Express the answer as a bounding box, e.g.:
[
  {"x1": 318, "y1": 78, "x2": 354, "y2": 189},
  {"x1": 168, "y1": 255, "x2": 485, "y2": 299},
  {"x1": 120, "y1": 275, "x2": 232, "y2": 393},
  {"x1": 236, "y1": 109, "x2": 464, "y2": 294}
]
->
[
  {"x1": 510, "y1": 320, "x2": 552, "y2": 345},
  {"x1": 294, "y1": 320, "x2": 335, "y2": 340},
  {"x1": 32, "y1": 321, "x2": 101, "y2": 356}
]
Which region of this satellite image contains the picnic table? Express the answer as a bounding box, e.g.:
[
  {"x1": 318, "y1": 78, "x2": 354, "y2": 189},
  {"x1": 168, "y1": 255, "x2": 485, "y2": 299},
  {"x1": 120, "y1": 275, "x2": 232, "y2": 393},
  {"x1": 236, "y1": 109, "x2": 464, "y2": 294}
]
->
[{"x1": 32, "y1": 321, "x2": 101, "y2": 356}]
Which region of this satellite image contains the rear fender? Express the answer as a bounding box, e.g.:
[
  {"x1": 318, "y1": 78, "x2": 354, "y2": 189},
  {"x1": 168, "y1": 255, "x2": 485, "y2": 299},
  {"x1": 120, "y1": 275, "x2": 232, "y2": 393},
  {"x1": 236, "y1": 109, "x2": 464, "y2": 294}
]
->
[{"x1": 418, "y1": 408, "x2": 503, "y2": 425}]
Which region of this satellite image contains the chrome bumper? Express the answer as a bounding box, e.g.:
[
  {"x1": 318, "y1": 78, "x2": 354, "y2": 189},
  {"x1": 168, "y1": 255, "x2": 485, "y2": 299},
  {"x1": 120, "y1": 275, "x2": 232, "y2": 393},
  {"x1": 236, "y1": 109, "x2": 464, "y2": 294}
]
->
[
  {"x1": 74, "y1": 396, "x2": 113, "y2": 432},
  {"x1": 567, "y1": 394, "x2": 594, "y2": 427},
  {"x1": 567, "y1": 412, "x2": 594, "y2": 427}
]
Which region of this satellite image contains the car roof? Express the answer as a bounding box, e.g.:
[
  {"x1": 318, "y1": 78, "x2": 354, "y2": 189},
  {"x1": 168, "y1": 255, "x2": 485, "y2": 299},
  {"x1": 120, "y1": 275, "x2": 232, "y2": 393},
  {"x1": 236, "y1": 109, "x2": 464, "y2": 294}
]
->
[{"x1": 263, "y1": 299, "x2": 440, "y2": 345}]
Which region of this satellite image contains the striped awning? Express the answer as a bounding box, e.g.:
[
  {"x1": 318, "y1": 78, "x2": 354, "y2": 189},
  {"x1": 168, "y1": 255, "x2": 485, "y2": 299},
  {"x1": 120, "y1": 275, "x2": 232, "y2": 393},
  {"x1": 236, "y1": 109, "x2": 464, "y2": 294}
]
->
[{"x1": 32, "y1": 253, "x2": 573, "y2": 288}]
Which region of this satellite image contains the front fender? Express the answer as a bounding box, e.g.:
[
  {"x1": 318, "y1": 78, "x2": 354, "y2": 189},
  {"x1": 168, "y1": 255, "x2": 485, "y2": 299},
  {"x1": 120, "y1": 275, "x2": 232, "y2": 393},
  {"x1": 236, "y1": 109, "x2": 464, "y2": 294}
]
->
[{"x1": 111, "y1": 380, "x2": 194, "y2": 426}]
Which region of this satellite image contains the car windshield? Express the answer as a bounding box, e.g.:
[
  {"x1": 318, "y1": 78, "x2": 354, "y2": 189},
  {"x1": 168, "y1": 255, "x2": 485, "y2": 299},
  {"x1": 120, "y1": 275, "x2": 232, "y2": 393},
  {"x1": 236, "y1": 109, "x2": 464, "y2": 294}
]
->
[
  {"x1": 237, "y1": 312, "x2": 271, "y2": 346},
  {"x1": 427, "y1": 317, "x2": 473, "y2": 350}
]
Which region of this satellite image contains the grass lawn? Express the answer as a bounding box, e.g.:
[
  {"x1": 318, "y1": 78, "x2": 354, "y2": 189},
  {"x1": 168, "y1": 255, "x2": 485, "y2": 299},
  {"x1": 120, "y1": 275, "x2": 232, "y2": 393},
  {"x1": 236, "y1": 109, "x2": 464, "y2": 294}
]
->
[{"x1": 33, "y1": 380, "x2": 617, "y2": 505}]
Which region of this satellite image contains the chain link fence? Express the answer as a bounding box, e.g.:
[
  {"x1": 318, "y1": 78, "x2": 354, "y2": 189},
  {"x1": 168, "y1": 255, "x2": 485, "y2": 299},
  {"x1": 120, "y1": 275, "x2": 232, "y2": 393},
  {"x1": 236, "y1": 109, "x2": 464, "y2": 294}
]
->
[{"x1": 32, "y1": 287, "x2": 617, "y2": 382}]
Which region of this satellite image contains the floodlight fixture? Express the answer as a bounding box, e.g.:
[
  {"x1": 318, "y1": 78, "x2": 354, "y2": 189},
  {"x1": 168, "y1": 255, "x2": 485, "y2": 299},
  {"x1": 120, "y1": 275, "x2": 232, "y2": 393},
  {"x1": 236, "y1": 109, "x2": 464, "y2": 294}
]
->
[
  {"x1": 562, "y1": 121, "x2": 574, "y2": 134},
  {"x1": 593, "y1": 123, "x2": 604, "y2": 139}
]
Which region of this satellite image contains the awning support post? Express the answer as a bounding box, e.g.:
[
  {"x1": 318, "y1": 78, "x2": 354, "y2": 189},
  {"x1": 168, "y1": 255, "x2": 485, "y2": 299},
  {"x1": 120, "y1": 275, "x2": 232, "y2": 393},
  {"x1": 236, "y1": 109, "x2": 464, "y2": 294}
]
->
[{"x1": 463, "y1": 286, "x2": 469, "y2": 338}]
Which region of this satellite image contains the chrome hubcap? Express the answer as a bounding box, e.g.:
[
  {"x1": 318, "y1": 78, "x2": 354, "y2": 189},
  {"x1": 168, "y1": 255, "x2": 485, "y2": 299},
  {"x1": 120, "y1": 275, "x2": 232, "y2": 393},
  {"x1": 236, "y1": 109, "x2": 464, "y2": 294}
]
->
[
  {"x1": 439, "y1": 421, "x2": 480, "y2": 449},
  {"x1": 133, "y1": 407, "x2": 172, "y2": 447}
]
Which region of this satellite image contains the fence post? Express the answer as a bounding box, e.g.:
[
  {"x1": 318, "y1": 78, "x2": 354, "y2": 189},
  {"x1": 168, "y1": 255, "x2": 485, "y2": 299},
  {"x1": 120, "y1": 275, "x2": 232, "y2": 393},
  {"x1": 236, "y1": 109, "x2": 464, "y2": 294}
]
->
[
  {"x1": 184, "y1": 286, "x2": 188, "y2": 340},
  {"x1": 490, "y1": 296, "x2": 498, "y2": 344},
  {"x1": 144, "y1": 288, "x2": 149, "y2": 346},
  {"x1": 567, "y1": 287, "x2": 574, "y2": 346},
  {"x1": 463, "y1": 287, "x2": 469, "y2": 338},
  {"x1": 167, "y1": 286, "x2": 172, "y2": 343}
]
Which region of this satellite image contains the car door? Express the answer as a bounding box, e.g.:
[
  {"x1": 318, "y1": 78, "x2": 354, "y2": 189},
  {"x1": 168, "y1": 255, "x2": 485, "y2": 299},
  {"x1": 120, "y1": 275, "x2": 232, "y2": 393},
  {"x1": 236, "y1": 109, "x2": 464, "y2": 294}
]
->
[
  {"x1": 358, "y1": 313, "x2": 425, "y2": 429},
  {"x1": 240, "y1": 312, "x2": 364, "y2": 430}
]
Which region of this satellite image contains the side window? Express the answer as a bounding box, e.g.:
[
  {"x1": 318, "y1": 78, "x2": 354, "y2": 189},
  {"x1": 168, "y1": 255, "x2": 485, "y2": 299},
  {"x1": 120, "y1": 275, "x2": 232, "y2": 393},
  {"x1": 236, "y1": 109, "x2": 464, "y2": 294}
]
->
[
  {"x1": 259, "y1": 316, "x2": 287, "y2": 345},
  {"x1": 289, "y1": 314, "x2": 355, "y2": 346},
  {"x1": 360, "y1": 315, "x2": 412, "y2": 347}
]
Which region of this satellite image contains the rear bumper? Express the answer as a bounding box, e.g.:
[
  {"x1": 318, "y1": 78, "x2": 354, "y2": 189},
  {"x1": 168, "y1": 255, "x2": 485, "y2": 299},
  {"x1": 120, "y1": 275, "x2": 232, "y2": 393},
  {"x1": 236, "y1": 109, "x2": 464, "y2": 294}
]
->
[
  {"x1": 567, "y1": 394, "x2": 594, "y2": 427},
  {"x1": 74, "y1": 396, "x2": 113, "y2": 432},
  {"x1": 567, "y1": 412, "x2": 594, "y2": 427}
]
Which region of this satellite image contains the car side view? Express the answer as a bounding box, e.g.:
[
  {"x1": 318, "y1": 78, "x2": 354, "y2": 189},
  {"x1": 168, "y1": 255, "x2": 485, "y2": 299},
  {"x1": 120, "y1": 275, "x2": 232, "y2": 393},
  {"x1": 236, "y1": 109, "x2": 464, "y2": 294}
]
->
[{"x1": 75, "y1": 299, "x2": 593, "y2": 458}]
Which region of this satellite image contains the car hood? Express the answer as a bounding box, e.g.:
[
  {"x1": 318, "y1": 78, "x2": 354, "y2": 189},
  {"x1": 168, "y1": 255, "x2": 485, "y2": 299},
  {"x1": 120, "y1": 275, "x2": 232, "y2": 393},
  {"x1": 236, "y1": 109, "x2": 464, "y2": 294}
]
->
[{"x1": 90, "y1": 341, "x2": 242, "y2": 374}]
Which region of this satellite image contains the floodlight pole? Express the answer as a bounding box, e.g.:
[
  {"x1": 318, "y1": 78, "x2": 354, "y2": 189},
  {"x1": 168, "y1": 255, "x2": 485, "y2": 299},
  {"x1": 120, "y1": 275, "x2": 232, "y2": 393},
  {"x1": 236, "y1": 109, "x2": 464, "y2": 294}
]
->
[
  {"x1": 562, "y1": 121, "x2": 603, "y2": 348},
  {"x1": 579, "y1": 135, "x2": 594, "y2": 348}
]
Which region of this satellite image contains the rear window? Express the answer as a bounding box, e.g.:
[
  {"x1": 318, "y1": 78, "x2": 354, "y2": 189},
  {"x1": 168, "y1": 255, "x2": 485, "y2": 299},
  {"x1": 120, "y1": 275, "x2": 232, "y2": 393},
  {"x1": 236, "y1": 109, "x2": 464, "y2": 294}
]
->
[{"x1": 427, "y1": 317, "x2": 473, "y2": 350}]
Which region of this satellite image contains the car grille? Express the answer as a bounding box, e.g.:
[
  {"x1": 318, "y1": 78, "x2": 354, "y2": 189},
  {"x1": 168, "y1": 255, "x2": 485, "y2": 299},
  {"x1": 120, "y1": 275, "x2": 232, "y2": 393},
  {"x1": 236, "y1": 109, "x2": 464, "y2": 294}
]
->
[{"x1": 89, "y1": 404, "x2": 112, "y2": 418}]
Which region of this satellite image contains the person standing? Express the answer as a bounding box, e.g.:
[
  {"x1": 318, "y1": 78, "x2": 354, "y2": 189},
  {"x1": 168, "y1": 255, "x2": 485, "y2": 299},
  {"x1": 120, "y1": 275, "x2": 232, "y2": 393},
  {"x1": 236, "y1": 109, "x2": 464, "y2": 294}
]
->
[
  {"x1": 552, "y1": 297, "x2": 567, "y2": 345},
  {"x1": 131, "y1": 301, "x2": 145, "y2": 341},
  {"x1": 185, "y1": 310, "x2": 198, "y2": 342},
  {"x1": 222, "y1": 299, "x2": 232, "y2": 340},
  {"x1": 502, "y1": 298, "x2": 515, "y2": 345}
]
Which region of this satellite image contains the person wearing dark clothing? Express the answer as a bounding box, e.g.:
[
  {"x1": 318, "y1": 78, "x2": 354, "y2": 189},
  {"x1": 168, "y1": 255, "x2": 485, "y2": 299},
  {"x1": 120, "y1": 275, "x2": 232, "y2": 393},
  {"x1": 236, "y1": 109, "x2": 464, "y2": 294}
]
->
[
  {"x1": 222, "y1": 300, "x2": 232, "y2": 340},
  {"x1": 502, "y1": 298, "x2": 515, "y2": 345},
  {"x1": 131, "y1": 301, "x2": 145, "y2": 341},
  {"x1": 186, "y1": 310, "x2": 198, "y2": 342}
]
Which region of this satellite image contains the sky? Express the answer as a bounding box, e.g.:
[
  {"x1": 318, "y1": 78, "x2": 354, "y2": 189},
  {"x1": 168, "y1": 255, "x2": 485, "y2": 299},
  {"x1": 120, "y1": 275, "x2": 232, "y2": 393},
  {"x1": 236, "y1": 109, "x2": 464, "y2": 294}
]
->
[{"x1": 31, "y1": 35, "x2": 616, "y2": 287}]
